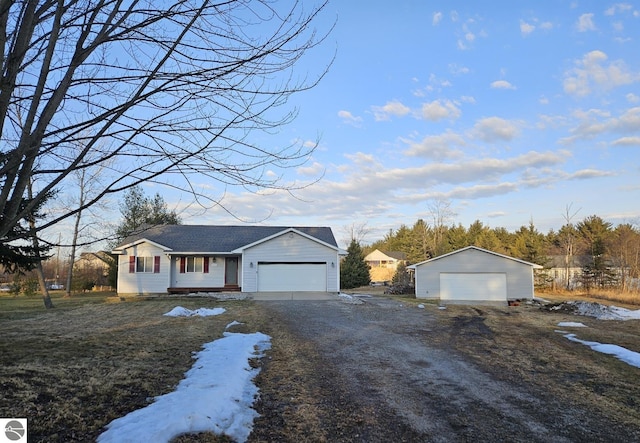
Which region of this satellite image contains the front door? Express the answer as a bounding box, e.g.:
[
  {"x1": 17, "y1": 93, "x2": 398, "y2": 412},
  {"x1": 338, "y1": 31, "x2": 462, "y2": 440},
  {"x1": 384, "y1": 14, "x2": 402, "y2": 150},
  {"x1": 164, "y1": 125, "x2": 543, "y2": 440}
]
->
[{"x1": 225, "y1": 257, "x2": 239, "y2": 286}]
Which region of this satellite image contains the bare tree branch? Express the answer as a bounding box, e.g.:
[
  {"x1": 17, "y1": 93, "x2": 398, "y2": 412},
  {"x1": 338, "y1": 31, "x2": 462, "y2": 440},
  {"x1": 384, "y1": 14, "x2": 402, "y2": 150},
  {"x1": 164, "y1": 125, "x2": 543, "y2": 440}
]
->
[{"x1": 0, "y1": 0, "x2": 334, "y2": 248}]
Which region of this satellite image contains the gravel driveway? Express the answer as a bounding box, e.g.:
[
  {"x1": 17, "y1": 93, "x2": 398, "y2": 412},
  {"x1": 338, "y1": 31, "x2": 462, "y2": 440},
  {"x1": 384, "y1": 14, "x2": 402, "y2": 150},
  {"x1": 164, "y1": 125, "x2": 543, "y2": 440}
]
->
[{"x1": 250, "y1": 296, "x2": 638, "y2": 442}]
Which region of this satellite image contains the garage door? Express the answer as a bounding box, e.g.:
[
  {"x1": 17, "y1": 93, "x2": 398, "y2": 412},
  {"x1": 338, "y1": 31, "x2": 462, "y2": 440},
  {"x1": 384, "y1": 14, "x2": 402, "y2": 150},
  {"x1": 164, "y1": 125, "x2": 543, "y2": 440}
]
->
[
  {"x1": 440, "y1": 273, "x2": 507, "y2": 301},
  {"x1": 257, "y1": 263, "x2": 327, "y2": 292}
]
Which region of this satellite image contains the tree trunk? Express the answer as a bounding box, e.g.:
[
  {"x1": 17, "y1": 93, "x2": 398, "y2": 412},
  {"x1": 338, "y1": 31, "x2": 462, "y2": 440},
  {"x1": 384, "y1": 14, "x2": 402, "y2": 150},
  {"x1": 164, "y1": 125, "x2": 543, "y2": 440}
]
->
[
  {"x1": 36, "y1": 260, "x2": 54, "y2": 309},
  {"x1": 27, "y1": 179, "x2": 54, "y2": 309},
  {"x1": 66, "y1": 169, "x2": 86, "y2": 297}
]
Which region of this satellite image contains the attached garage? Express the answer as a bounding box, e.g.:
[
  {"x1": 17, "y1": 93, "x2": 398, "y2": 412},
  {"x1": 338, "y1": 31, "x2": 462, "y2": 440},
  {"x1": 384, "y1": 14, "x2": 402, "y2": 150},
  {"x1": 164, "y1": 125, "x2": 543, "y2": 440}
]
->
[
  {"x1": 257, "y1": 263, "x2": 327, "y2": 292},
  {"x1": 409, "y1": 246, "x2": 542, "y2": 305},
  {"x1": 238, "y1": 229, "x2": 342, "y2": 293}
]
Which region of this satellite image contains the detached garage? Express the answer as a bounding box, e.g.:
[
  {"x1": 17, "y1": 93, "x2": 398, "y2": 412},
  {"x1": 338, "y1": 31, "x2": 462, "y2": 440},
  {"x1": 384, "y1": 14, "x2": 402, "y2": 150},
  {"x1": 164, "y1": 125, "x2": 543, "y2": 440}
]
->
[{"x1": 409, "y1": 246, "x2": 543, "y2": 305}]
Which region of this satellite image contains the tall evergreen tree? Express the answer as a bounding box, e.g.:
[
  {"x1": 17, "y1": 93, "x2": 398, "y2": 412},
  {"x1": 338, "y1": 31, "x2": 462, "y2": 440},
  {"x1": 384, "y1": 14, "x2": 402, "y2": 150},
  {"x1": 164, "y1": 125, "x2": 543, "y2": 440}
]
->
[
  {"x1": 340, "y1": 239, "x2": 371, "y2": 289},
  {"x1": 577, "y1": 215, "x2": 615, "y2": 289},
  {"x1": 114, "y1": 186, "x2": 181, "y2": 243}
]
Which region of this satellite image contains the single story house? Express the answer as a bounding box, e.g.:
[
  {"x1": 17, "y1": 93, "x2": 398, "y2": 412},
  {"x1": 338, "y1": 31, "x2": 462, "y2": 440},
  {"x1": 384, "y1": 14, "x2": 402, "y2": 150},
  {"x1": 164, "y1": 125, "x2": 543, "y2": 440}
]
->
[
  {"x1": 364, "y1": 249, "x2": 408, "y2": 284},
  {"x1": 112, "y1": 225, "x2": 343, "y2": 295},
  {"x1": 408, "y1": 246, "x2": 543, "y2": 305}
]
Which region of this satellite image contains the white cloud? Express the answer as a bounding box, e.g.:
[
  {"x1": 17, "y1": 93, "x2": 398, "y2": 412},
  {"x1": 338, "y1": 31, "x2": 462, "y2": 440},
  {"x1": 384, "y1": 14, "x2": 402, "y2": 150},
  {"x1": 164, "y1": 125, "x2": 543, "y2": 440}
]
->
[
  {"x1": 540, "y1": 21, "x2": 554, "y2": 30},
  {"x1": 568, "y1": 169, "x2": 616, "y2": 179},
  {"x1": 449, "y1": 63, "x2": 470, "y2": 75},
  {"x1": 490, "y1": 80, "x2": 516, "y2": 90},
  {"x1": 420, "y1": 99, "x2": 461, "y2": 121},
  {"x1": 563, "y1": 50, "x2": 639, "y2": 96},
  {"x1": 297, "y1": 162, "x2": 325, "y2": 177},
  {"x1": 520, "y1": 20, "x2": 535, "y2": 36},
  {"x1": 612, "y1": 136, "x2": 640, "y2": 146},
  {"x1": 338, "y1": 110, "x2": 363, "y2": 126},
  {"x1": 605, "y1": 3, "x2": 633, "y2": 15},
  {"x1": 194, "y1": 149, "x2": 571, "y2": 228},
  {"x1": 372, "y1": 100, "x2": 411, "y2": 121},
  {"x1": 626, "y1": 93, "x2": 640, "y2": 103},
  {"x1": 472, "y1": 117, "x2": 520, "y2": 142},
  {"x1": 560, "y1": 107, "x2": 640, "y2": 144},
  {"x1": 442, "y1": 183, "x2": 518, "y2": 199},
  {"x1": 402, "y1": 131, "x2": 466, "y2": 159},
  {"x1": 576, "y1": 13, "x2": 597, "y2": 32},
  {"x1": 433, "y1": 11, "x2": 442, "y2": 25}
]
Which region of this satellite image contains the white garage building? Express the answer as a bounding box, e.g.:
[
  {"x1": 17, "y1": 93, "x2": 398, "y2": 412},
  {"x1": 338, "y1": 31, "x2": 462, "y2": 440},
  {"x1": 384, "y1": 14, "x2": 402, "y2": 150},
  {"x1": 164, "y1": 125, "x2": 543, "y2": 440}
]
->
[{"x1": 409, "y1": 246, "x2": 543, "y2": 305}]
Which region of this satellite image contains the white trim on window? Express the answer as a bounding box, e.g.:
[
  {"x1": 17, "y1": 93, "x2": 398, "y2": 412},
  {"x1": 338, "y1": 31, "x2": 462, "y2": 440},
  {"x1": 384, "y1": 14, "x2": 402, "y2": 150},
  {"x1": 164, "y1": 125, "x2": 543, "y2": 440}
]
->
[
  {"x1": 186, "y1": 256, "x2": 203, "y2": 273},
  {"x1": 136, "y1": 256, "x2": 154, "y2": 273}
]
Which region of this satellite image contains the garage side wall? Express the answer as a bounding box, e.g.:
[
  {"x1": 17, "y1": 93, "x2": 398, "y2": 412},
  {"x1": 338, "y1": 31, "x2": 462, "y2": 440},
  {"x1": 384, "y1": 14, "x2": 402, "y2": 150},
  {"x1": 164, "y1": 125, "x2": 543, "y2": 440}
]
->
[
  {"x1": 415, "y1": 249, "x2": 534, "y2": 300},
  {"x1": 241, "y1": 232, "x2": 339, "y2": 292}
]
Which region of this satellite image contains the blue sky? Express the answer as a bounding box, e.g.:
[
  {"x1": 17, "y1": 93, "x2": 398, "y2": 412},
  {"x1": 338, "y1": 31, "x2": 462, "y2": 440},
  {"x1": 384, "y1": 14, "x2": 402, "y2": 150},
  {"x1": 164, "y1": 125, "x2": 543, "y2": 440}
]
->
[{"x1": 143, "y1": 1, "x2": 640, "y2": 246}]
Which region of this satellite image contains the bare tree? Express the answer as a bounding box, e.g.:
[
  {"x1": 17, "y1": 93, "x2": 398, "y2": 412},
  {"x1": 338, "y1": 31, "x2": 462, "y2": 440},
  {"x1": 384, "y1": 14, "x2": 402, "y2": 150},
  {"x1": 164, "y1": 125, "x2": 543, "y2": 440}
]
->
[
  {"x1": 0, "y1": 0, "x2": 333, "y2": 259},
  {"x1": 559, "y1": 203, "x2": 581, "y2": 290},
  {"x1": 64, "y1": 161, "x2": 109, "y2": 297},
  {"x1": 427, "y1": 198, "x2": 455, "y2": 256},
  {"x1": 341, "y1": 222, "x2": 371, "y2": 247}
]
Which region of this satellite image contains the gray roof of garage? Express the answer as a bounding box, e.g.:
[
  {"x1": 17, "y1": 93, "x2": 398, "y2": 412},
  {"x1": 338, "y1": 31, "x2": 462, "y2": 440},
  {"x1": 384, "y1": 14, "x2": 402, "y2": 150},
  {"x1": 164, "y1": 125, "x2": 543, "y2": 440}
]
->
[{"x1": 114, "y1": 225, "x2": 338, "y2": 253}]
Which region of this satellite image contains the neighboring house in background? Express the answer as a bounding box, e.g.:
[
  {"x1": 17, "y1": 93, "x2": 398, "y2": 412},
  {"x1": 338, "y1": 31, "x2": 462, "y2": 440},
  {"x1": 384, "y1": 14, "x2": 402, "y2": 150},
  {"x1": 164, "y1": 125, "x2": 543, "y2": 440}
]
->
[
  {"x1": 542, "y1": 255, "x2": 593, "y2": 290},
  {"x1": 364, "y1": 249, "x2": 408, "y2": 284},
  {"x1": 409, "y1": 246, "x2": 542, "y2": 305},
  {"x1": 112, "y1": 225, "x2": 343, "y2": 295},
  {"x1": 74, "y1": 251, "x2": 113, "y2": 289}
]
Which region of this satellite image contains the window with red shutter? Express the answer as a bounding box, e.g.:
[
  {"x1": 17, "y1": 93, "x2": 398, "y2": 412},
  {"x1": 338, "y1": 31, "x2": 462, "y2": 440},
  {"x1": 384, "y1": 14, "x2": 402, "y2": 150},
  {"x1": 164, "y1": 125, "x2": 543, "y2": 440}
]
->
[
  {"x1": 180, "y1": 257, "x2": 186, "y2": 273},
  {"x1": 204, "y1": 256, "x2": 209, "y2": 273},
  {"x1": 154, "y1": 256, "x2": 160, "y2": 273},
  {"x1": 129, "y1": 256, "x2": 135, "y2": 273}
]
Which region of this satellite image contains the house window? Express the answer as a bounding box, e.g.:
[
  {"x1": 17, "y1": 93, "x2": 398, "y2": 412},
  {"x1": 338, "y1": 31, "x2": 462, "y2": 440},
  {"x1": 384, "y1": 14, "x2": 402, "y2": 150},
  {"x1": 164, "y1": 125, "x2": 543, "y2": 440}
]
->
[
  {"x1": 186, "y1": 257, "x2": 203, "y2": 273},
  {"x1": 136, "y1": 257, "x2": 154, "y2": 273}
]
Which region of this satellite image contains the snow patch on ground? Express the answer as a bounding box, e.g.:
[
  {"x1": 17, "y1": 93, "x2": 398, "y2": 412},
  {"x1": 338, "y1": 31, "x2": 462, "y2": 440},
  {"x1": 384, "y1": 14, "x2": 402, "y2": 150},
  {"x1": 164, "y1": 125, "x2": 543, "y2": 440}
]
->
[
  {"x1": 338, "y1": 293, "x2": 364, "y2": 304},
  {"x1": 164, "y1": 306, "x2": 226, "y2": 317},
  {"x1": 226, "y1": 320, "x2": 243, "y2": 329},
  {"x1": 560, "y1": 333, "x2": 640, "y2": 369},
  {"x1": 98, "y1": 329, "x2": 271, "y2": 443},
  {"x1": 551, "y1": 301, "x2": 640, "y2": 321},
  {"x1": 557, "y1": 322, "x2": 587, "y2": 328}
]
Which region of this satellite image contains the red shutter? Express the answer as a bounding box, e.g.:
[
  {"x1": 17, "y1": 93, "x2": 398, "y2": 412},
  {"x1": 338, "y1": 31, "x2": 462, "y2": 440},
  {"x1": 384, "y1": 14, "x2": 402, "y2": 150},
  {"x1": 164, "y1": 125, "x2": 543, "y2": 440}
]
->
[
  {"x1": 129, "y1": 256, "x2": 135, "y2": 273},
  {"x1": 154, "y1": 256, "x2": 160, "y2": 273},
  {"x1": 180, "y1": 257, "x2": 186, "y2": 273},
  {"x1": 203, "y1": 256, "x2": 209, "y2": 273}
]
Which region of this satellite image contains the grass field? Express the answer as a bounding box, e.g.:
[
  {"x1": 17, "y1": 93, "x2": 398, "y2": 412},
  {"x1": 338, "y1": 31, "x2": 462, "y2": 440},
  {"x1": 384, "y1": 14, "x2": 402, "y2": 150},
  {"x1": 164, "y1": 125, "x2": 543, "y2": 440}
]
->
[{"x1": 0, "y1": 292, "x2": 267, "y2": 442}]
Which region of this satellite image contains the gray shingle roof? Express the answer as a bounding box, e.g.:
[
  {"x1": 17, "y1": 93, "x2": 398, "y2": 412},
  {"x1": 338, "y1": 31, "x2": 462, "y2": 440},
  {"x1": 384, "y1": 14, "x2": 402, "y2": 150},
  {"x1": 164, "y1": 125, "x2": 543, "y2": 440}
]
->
[{"x1": 115, "y1": 225, "x2": 337, "y2": 253}]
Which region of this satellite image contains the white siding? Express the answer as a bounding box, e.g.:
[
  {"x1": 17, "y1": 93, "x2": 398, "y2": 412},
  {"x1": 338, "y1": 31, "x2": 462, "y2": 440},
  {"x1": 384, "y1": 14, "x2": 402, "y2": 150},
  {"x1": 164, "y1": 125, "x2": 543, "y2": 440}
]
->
[
  {"x1": 170, "y1": 256, "x2": 227, "y2": 288},
  {"x1": 242, "y1": 232, "x2": 339, "y2": 292},
  {"x1": 117, "y1": 243, "x2": 169, "y2": 295},
  {"x1": 415, "y1": 248, "x2": 535, "y2": 301}
]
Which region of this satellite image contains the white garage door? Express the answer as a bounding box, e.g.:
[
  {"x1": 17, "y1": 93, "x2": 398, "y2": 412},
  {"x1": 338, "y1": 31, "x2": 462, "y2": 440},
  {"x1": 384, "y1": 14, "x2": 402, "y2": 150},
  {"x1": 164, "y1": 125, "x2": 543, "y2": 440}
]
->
[
  {"x1": 440, "y1": 273, "x2": 507, "y2": 301},
  {"x1": 257, "y1": 263, "x2": 327, "y2": 292}
]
